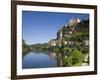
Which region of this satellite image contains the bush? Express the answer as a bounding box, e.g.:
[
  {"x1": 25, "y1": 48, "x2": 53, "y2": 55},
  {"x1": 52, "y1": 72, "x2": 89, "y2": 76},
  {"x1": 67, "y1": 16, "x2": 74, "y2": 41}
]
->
[{"x1": 64, "y1": 49, "x2": 83, "y2": 66}]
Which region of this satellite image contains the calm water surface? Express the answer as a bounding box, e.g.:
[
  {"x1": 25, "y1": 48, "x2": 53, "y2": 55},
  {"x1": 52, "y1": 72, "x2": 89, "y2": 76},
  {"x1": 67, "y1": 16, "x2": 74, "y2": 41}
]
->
[{"x1": 22, "y1": 51, "x2": 57, "y2": 69}]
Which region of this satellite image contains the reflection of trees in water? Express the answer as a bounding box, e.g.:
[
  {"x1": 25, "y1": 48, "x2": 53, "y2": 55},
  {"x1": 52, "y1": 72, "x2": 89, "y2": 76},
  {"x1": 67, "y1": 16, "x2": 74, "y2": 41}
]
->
[
  {"x1": 48, "y1": 46, "x2": 88, "y2": 67},
  {"x1": 48, "y1": 52, "x2": 63, "y2": 67},
  {"x1": 57, "y1": 53, "x2": 63, "y2": 67}
]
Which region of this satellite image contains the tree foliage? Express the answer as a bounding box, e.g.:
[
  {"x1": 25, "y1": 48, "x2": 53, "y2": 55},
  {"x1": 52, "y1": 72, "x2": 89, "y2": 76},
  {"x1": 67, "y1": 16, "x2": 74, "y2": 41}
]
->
[
  {"x1": 22, "y1": 39, "x2": 30, "y2": 53},
  {"x1": 64, "y1": 49, "x2": 83, "y2": 66}
]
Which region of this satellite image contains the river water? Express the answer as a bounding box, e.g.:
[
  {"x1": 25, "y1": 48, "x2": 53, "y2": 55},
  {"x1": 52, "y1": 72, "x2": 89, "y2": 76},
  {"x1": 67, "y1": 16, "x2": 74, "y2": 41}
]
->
[{"x1": 22, "y1": 51, "x2": 57, "y2": 69}]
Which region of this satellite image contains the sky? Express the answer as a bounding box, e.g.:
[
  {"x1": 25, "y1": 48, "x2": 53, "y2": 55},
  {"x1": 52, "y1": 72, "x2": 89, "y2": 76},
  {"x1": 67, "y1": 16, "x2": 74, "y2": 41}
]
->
[{"x1": 22, "y1": 11, "x2": 89, "y2": 45}]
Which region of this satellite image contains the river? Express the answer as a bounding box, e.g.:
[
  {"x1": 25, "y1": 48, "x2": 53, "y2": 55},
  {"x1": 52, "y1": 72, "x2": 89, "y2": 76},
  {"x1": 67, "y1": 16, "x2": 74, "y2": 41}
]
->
[{"x1": 22, "y1": 51, "x2": 58, "y2": 69}]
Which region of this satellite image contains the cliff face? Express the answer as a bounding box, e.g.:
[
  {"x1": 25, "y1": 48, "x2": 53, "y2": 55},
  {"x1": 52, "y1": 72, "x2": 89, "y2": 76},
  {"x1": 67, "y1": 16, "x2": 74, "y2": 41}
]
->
[{"x1": 57, "y1": 19, "x2": 89, "y2": 39}]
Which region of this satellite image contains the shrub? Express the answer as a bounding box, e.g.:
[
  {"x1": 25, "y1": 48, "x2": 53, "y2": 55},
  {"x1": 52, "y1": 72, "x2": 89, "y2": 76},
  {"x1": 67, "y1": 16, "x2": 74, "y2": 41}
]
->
[{"x1": 64, "y1": 49, "x2": 83, "y2": 66}]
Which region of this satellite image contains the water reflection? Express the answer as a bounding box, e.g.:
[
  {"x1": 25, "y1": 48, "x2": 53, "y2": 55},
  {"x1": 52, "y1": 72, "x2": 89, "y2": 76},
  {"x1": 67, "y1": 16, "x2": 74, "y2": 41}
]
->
[{"x1": 22, "y1": 51, "x2": 58, "y2": 69}]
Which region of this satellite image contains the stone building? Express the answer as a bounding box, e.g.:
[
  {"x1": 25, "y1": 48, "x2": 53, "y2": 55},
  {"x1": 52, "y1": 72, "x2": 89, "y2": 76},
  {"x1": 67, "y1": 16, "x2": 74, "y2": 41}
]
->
[{"x1": 48, "y1": 39, "x2": 57, "y2": 46}]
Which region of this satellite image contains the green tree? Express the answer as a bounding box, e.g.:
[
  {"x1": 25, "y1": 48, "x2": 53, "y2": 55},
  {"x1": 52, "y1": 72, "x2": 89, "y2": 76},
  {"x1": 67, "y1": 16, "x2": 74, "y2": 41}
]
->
[
  {"x1": 64, "y1": 49, "x2": 83, "y2": 66},
  {"x1": 22, "y1": 39, "x2": 30, "y2": 53}
]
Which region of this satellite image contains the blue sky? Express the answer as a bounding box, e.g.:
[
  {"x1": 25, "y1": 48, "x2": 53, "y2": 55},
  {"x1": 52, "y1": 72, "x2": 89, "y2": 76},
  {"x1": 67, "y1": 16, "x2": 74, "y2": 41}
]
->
[{"x1": 22, "y1": 11, "x2": 89, "y2": 45}]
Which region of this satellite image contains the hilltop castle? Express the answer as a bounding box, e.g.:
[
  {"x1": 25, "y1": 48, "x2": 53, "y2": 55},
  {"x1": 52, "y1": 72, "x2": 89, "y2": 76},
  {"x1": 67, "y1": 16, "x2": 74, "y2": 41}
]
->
[{"x1": 48, "y1": 18, "x2": 89, "y2": 47}]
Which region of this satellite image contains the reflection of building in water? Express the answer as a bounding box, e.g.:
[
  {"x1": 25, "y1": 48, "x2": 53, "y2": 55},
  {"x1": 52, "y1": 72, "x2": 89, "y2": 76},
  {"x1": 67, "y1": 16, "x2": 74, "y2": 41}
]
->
[
  {"x1": 48, "y1": 52, "x2": 57, "y2": 59},
  {"x1": 48, "y1": 52, "x2": 63, "y2": 67}
]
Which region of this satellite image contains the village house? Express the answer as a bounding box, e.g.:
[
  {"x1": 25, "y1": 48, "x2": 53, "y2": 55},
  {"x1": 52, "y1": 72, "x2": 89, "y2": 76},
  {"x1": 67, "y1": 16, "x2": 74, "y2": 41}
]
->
[{"x1": 48, "y1": 39, "x2": 57, "y2": 46}]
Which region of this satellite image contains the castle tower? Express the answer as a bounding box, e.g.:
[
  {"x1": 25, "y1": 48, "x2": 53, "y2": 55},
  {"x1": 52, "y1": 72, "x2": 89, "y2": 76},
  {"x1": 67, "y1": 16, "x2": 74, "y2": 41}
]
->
[{"x1": 69, "y1": 18, "x2": 80, "y2": 26}]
